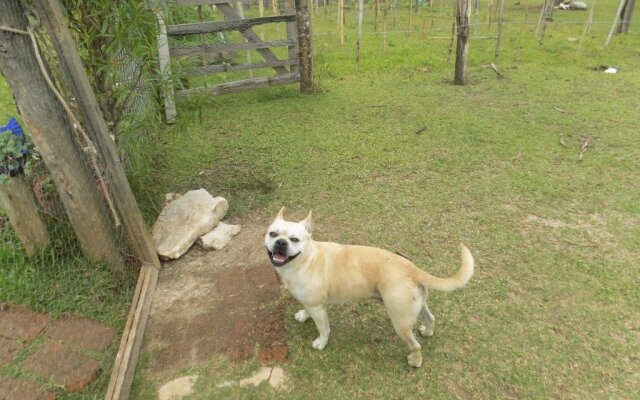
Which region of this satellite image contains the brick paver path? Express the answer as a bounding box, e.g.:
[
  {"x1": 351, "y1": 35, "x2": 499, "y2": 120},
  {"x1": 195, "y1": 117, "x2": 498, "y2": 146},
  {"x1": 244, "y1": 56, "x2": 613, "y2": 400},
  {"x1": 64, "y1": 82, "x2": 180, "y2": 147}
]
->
[{"x1": 0, "y1": 303, "x2": 116, "y2": 399}]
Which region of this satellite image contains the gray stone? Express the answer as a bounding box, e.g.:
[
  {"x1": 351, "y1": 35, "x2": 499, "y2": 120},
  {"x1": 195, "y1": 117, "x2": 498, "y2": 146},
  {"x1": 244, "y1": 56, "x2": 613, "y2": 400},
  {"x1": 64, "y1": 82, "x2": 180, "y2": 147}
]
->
[
  {"x1": 152, "y1": 189, "x2": 228, "y2": 259},
  {"x1": 198, "y1": 222, "x2": 241, "y2": 251}
]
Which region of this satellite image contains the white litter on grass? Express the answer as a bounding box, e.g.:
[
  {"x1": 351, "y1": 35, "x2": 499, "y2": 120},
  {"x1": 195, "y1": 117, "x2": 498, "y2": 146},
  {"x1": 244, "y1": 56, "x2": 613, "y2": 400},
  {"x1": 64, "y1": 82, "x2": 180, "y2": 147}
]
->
[
  {"x1": 604, "y1": 67, "x2": 618, "y2": 74},
  {"x1": 158, "y1": 375, "x2": 198, "y2": 400}
]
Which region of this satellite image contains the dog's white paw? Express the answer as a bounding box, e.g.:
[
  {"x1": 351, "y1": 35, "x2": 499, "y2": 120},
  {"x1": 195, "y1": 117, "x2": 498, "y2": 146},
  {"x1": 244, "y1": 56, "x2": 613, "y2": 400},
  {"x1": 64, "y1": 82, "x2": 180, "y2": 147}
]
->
[
  {"x1": 295, "y1": 309, "x2": 310, "y2": 323},
  {"x1": 312, "y1": 337, "x2": 328, "y2": 350},
  {"x1": 407, "y1": 352, "x2": 423, "y2": 368},
  {"x1": 418, "y1": 324, "x2": 434, "y2": 337}
]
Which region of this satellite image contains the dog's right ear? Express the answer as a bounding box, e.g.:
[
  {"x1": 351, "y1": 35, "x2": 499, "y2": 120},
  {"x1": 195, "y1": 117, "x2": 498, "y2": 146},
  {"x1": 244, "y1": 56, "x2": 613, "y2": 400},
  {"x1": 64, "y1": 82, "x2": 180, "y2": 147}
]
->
[{"x1": 275, "y1": 207, "x2": 285, "y2": 221}]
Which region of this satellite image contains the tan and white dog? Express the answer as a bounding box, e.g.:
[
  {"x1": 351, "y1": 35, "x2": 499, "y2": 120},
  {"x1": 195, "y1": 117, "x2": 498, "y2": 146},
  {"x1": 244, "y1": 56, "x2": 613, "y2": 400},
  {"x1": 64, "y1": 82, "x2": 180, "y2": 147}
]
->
[{"x1": 265, "y1": 208, "x2": 474, "y2": 367}]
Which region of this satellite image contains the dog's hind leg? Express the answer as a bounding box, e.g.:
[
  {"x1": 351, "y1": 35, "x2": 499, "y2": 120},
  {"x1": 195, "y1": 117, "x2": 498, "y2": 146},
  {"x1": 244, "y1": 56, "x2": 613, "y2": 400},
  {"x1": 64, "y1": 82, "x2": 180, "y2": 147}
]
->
[
  {"x1": 418, "y1": 304, "x2": 435, "y2": 337},
  {"x1": 383, "y1": 289, "x2": 424, "y2": 367}
]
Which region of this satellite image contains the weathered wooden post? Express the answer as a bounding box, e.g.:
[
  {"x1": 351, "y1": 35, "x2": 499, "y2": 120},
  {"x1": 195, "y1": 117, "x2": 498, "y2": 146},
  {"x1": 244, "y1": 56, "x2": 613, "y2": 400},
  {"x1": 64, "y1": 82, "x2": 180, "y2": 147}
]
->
[
  {"x1": 295, "y1": 0, "x2": 314, "y2": 93},
  {"x1": 454, "y1": 0, "x2": 471, "y2": 85},
  {"x1": 32, "y1": 0, "x2": 161, "y2": 270},
  {"x1": 356, "y1": 0, "x2": 364, "y2": 72},
  {"x1": 617, "y1": 0, "x2": 636, "y2": 34},
  {"x1": 0, "y1": 175, "x2": 49, "y2": 257},
  {"x1": 0, "y1": 0, "x2": 125, "y2": 272},
  {"x1": 494, "y1": 0, "x2": 505, "y2": 60}
]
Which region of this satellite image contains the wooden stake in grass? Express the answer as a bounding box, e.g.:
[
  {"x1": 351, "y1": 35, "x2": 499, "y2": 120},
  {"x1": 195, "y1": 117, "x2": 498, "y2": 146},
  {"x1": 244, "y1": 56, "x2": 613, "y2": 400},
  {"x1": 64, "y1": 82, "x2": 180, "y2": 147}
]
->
[
  {"x1": 617, "y1": 0, "x2": 636, "y2": 34},
  {"x1": 339, "y1": 0, "x2": 345, "y2": 45},
  {"x1": 409, "y1": 0, "x2": 414, "y2": 36},
  {"x1": 374, "y1": 0, "x2": 380, "y2": 31},
  {"x1": 605, "y1": 0, "x2": 628, "y2": 45},
  {"x1": 494, "y1": 0, "x2": 505, "y2": 60},
  {"x1": 539, "y1": 0, "x2": 555, "y2": 45},
  {"x1": 356, "y1": 0, "x2": 364, "y2": 72},
  {"x1": 0, "y1": 175, "x2": 49, "y2": 257},
  {"x1": 454, "y1": 0, "x2": 471, "y2": 85},
  {"x1": 473, "y1": 0, "x2": 480, "y2": 34},
  {"x1": 295, "y1": 0, "x2": 314, "y2": 93},
  {"x1": 577, "y1": 0, "x2": 596, "y2": 55}
]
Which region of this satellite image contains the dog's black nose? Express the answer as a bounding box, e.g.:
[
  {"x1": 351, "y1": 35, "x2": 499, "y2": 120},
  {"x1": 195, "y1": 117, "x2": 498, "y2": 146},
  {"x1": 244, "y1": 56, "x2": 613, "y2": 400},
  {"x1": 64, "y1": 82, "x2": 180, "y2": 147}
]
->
[{"x1": 275, "y1": 239, "x2": 288, "y2": 248}]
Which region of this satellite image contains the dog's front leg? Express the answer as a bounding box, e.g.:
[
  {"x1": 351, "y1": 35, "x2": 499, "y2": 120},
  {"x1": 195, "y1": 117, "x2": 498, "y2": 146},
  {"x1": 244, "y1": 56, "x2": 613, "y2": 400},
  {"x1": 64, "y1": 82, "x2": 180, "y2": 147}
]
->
[{"x1": 305, "y1": 305, "x2": 330, "y2": 350}]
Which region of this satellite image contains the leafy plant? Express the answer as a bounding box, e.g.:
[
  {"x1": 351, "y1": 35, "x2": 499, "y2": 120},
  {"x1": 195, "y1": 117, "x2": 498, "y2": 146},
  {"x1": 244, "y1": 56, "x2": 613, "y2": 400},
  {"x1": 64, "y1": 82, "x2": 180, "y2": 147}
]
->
[{"x1": 0, "y1": 118, "x2": 31, "y2": 184}]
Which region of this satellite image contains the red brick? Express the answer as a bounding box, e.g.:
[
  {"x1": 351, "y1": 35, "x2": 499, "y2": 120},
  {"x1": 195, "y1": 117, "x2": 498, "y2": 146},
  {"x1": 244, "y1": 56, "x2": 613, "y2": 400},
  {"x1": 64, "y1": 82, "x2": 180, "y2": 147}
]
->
[
  {"x1": 21, "y1": 342, "x2": 101, "y2": 392},
  {"x1": 0, "y1": 304, "x2": 48, "y2": 342},
  {"x1": 45, "y1": 315, "x2": 116, "y2": 353},
  {"x1": 0, "y1": 375, "x2": 55, "y2": 400},
  {"x1": 0, "y1": 337, "x2": 24, "y2": 367}
]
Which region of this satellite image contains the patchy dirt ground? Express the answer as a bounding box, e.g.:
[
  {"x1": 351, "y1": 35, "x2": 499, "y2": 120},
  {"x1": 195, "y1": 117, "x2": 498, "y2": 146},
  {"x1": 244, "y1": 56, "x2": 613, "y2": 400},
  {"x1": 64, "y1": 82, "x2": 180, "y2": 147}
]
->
[{"x1": 141, "y1": 215, "x2": 288, "y2": 382}]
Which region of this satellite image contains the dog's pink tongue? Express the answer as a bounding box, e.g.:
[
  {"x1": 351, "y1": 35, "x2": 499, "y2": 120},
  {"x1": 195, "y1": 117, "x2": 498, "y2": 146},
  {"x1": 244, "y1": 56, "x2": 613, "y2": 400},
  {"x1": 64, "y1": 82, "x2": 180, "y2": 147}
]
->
[{"x1": 273, "y1": 253, "x2": 288, "y2": 263}]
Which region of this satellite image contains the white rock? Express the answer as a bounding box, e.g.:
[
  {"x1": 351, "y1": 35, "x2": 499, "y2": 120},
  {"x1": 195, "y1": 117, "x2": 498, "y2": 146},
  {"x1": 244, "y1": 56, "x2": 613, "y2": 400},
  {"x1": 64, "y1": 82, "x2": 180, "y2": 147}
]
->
[
  {"x1": 239, "y1": 367, "x2": 272, "y2": 387},
  {"x1": 158, "y1": 375, "x2": 198, "y2": 400},
  {"x1": 198, "y1": 222, "x2": 241, "y2": 250},
  {"x1": 268, "y1": 367, "x2": 287, "y2": 389},
  {"x1": 236, "y1": 367, "x2": 288, "y2": 389},
  {"x1": 152, "y1": 189, "x2": 228, "y2": 259}
]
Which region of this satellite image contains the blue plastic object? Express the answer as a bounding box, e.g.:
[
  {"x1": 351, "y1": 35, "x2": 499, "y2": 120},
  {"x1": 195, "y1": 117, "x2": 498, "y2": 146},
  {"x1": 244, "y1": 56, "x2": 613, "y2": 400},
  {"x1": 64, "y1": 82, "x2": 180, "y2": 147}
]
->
[{"x1": 0, "y1": 117, "x2": 29, "y2": 176}]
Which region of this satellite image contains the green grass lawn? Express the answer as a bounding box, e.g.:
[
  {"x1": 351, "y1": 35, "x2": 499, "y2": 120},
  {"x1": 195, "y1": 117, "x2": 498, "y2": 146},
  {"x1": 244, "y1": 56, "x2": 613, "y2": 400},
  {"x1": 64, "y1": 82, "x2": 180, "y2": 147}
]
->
[
  {"x1": 3, "y1": 0, "x2": 640, "y2": 398},
  {"x1": 141, "y1": 2, "x2": 639, "y2": 398}
]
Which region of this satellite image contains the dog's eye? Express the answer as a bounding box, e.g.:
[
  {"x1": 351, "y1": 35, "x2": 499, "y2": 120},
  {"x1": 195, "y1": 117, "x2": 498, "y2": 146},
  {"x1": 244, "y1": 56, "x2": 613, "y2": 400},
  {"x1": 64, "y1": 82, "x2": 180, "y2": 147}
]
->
[
  {"x1": 290, "y1": 237, "x2": 300, "y2": 243},
  {"x1": 269, "y1": 231, "x2": 277, "y2": 238}
]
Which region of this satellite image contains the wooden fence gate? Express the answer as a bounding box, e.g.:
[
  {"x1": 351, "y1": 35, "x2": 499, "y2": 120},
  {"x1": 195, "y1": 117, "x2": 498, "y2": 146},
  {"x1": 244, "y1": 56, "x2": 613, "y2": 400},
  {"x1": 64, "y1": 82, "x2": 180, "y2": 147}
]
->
[{"x1": 152, "y1": 0, "x2": 312, "y2": 123}]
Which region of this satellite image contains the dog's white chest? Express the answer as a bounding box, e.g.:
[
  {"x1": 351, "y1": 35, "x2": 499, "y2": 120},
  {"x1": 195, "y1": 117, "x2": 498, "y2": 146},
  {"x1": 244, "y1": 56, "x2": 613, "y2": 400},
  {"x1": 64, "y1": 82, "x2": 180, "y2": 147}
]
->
[{"x1": 278, "y1": 269, "x2": 324, "y2": 305}]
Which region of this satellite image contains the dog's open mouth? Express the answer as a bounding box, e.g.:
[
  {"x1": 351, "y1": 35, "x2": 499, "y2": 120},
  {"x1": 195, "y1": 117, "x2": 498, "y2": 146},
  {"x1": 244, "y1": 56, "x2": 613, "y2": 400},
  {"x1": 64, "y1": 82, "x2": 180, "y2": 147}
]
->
[{"x1": 267, "y1": 249, "x2": 300, "y2": 267}]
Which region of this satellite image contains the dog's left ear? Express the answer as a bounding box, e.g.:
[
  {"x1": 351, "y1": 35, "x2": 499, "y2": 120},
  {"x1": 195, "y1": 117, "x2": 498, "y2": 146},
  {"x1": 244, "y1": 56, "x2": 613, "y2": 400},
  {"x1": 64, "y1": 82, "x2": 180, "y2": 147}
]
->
[{"x1": 300, "y1": 210, "x2": 313, "y2": 234}]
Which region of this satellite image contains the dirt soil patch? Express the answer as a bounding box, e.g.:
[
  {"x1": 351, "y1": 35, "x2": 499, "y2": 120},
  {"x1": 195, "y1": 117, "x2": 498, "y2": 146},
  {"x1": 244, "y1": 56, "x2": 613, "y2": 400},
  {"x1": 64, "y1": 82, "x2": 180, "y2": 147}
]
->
[{"x1": 142, "y1": 216, "x2": 288, "y2": 380}]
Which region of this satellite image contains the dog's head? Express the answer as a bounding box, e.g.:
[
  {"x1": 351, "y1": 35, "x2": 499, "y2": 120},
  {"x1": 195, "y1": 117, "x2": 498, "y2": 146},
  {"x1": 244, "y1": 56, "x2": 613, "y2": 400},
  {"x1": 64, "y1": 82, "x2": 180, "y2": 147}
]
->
[{"x1": 265, "y1": 207, "x2": 312, "y2": 267}]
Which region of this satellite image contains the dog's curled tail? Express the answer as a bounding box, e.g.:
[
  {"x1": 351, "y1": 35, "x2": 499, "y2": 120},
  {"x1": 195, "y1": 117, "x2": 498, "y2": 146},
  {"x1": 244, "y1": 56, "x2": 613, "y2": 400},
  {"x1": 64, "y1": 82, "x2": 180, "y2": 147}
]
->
[{"x1": 420, "y1": 243, "x2": 474, "y2": 292}]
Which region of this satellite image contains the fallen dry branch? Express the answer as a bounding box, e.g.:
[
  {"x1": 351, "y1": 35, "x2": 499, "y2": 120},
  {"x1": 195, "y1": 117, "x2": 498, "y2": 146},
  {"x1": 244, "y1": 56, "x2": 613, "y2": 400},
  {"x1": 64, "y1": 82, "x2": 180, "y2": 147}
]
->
[
  {"x1": 553, "y1": 106, "x2": 575, "y2": 114},
  {"x1": 578, "y1": 136, "x2": 592, "y2": 161},
  {"x1": 485, "y1": 62, "x2": 503, "y2": 77}
]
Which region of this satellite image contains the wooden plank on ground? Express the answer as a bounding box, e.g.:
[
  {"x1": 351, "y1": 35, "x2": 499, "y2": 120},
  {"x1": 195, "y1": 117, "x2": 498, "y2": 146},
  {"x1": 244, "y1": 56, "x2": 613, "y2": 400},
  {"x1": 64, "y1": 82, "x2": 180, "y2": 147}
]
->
[
  {"x1": 170, "y1": 39, "x2": 295, "y2": 58},
  {"x1": 186, "y1": 59, "x2": 298, "y2": 77},
  {"x1": 105, "y1": 264, "x2": 159, "y2": 400},
  {"x1": 167, "y1": 15, "x2": 295, "y2": 36},
  {"x1": 177, "y1": 72, "x2": 299, "y2": 95}
]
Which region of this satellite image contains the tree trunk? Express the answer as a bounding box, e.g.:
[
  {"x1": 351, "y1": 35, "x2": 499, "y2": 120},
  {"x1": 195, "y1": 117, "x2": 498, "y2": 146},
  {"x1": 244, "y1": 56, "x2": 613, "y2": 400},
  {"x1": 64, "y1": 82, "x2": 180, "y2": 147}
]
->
[
  {"x1": 295, "y1": 0, "x2": 314, "y2": 93},
  {"x1": 0, "y1": 0, "x2": 125, "y2": 273},
  {"x1": 454, "y1": 0, "x2": 471, "y2": 85},
  {"x1": 0, "y1": 175, "x2": 49, "y2": 257}
]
